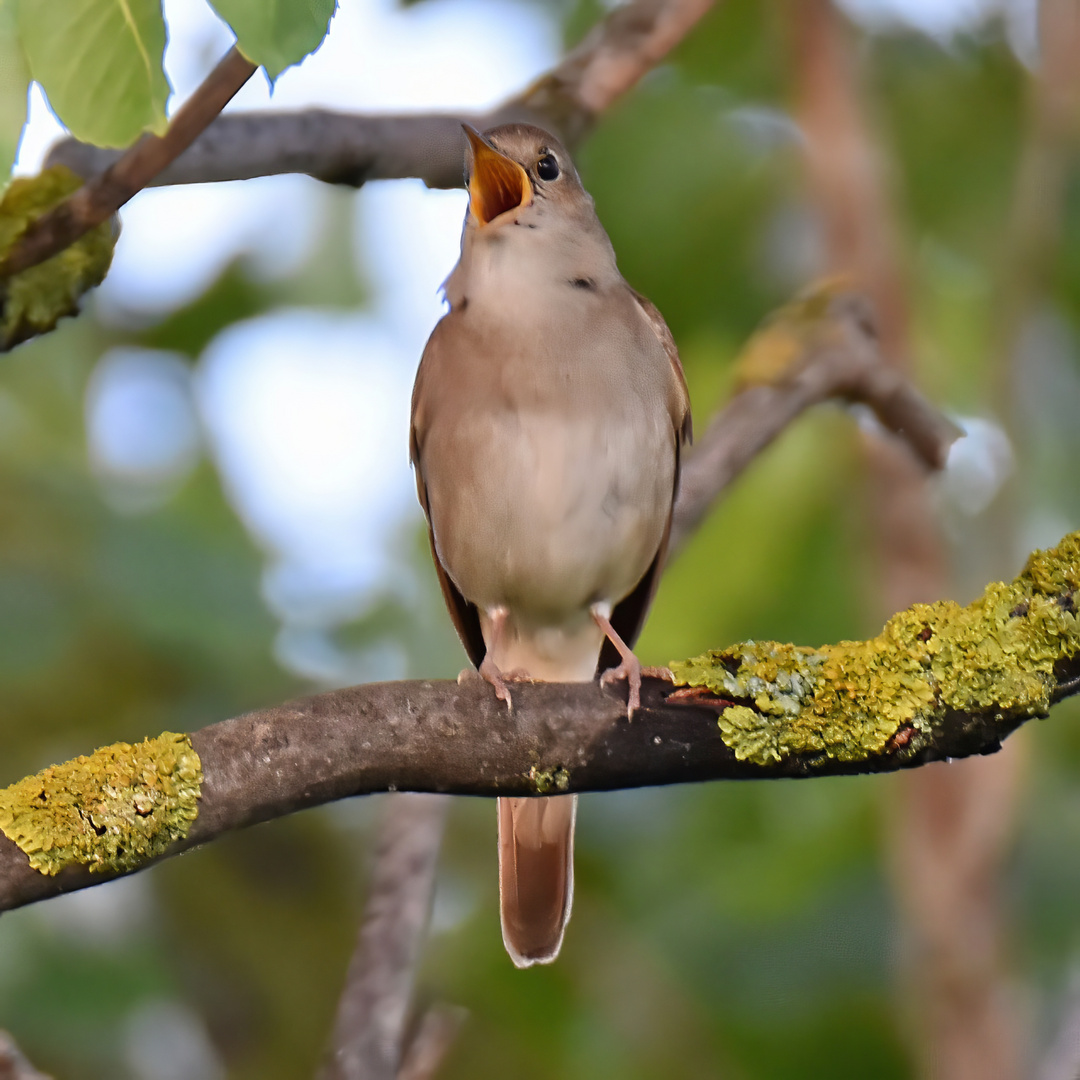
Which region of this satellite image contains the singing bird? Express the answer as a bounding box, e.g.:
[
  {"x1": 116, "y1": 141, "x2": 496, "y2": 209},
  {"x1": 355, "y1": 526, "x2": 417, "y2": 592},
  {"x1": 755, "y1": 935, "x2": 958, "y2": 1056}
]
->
[{"x1": 410, "y1": 123, "x2": 691, "y2": 967}]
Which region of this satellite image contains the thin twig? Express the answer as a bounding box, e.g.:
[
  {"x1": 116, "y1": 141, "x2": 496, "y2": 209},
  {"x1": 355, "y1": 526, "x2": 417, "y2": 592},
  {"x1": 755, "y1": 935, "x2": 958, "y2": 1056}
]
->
[
  {"x1": 0, "y1": 1032, "x2": 52, "y2": 1080},
  {"x1": 1, "y1": 47, "x2": 256, "y2": 280},
  {"x1": 321, "y1": 794, "x2": 450, "y2": 1080},
  {"x1": 397, "y1": 1005, "x2": 468, "y2": 1080},
  {"x1": 46, "y1": 0, "x2": 717, "y2": 189}
]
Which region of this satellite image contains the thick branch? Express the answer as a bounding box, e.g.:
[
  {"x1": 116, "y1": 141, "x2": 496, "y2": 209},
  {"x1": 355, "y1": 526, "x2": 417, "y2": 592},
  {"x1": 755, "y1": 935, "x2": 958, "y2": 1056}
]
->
[
  {"x1": 0, "y1": 565, "x2": 1075, "y2": 915},
  {"x1": 0, "y1": 278, "x2": 972, "y2": 916},
  {"x1": 46, "y1": 0, "x2": 716, "y2": 188},
  {"x1": 1, "y1": 48, "x2": 256, "y2": 280}
]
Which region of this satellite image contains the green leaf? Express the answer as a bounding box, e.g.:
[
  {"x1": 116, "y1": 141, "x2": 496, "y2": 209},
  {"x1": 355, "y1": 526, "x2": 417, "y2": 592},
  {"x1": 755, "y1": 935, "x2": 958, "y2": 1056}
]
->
[
  {"x1": 0, "y1": 1, "x2": 30, "y2": 185},
  {"x1": 0, "y1": 166, "x2": 115, "y2": 351},
  {"x1": 16, "y1": 0, "x2": 169, "y2": 148},
  {"x1": 209, "y1": 0, "x2": 337, "y2": 80}
]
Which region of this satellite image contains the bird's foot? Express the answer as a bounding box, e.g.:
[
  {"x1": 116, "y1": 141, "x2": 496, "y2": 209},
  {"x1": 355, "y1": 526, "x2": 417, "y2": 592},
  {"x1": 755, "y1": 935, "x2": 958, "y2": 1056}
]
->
[
  {"x1": 478, "y1": 655, "x2": 528, "y2": 711},
  {"x1": 600, "y1": 654, "x2": 642, "y2": 719},
  {"x1": 591, "y1": 605, "x2": 667, "y2": 719}
]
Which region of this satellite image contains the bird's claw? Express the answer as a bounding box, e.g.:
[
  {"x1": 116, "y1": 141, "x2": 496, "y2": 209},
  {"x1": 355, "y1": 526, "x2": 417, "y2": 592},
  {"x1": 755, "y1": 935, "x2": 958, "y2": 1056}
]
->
[
  {"x1": 479, "y1": 656, "x2": 513, "y2": 710},
  {"x1": 601, "y1": 654, "x2": 642, "y2": 720},
  {"x1": 478, "y1": 657, "x2": 532, "y2": 711}
]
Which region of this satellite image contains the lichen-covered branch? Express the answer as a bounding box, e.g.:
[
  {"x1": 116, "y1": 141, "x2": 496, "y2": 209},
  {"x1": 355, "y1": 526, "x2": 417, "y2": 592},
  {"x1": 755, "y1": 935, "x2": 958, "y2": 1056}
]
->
[
  {"x1": 46, "y1": 0, "x2": 716, "y2": 189},
  {"x1": 0, "y1": 732, "x2": 201, "y2": 874},
  {"x1": 0, "y1": 531, "x2": 1076, "y2": 915},
  {"x1": 0, "y1": 168, "x2": 115, "y2": 351},
  {"x1": 669, "y1": 532, "x2": 1079, "y2": 765}
]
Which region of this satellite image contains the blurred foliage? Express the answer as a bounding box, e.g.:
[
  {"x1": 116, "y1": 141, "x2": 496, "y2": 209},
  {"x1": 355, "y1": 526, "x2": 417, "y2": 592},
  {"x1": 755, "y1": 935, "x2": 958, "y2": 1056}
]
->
[
  {"x1": 0, "y1": 2, "x2": 1079, "y2": 1080},
  {"x1": 0, "y1": 2, "x2": 30, "y2": 183}
]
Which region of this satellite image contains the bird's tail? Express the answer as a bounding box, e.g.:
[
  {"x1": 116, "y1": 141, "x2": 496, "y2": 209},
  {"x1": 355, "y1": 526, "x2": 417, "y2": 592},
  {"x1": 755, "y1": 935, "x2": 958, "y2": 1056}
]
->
[{"x1": 497, "y1": 793, "x2": 577, "y2": 968}]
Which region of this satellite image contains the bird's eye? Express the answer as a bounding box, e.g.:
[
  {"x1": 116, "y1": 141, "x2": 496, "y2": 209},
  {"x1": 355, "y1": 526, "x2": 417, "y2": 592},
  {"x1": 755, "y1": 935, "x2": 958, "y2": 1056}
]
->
[{"x1": 537, "y1": 153, "x2": 560, "y2": 181}]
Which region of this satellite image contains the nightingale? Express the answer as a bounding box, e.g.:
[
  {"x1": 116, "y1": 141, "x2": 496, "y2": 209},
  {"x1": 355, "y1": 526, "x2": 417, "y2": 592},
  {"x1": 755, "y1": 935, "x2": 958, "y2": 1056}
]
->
[{"x1": 410, "y1": 123, "x2": 692, "y2": 967}]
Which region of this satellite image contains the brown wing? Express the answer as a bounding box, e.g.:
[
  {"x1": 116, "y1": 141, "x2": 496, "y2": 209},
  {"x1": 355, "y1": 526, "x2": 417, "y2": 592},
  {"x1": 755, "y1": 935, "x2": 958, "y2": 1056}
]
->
[
  {"x1": 631, "y1": 288, "x2": 693, "y2": 445},
  {"x1": 597, "y1": 290, "x2": 692, "y2": 672},
  {"x1": 410, "y1": 327, "x2": 487, "y2": 669}
]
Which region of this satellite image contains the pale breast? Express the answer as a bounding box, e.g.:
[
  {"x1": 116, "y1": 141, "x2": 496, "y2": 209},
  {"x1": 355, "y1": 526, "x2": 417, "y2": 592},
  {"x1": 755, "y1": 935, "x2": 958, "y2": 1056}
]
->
[
  {"x1": 418, "y1": 290, "x2": 678, "y2": 625},
  {"x1": 428, "y1": 404, "x2": 675, "y2": 622}
]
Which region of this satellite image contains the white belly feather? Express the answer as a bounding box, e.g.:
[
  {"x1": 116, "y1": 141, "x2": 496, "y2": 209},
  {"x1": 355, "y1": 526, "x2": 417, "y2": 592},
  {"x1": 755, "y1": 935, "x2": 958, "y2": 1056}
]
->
[{"x1": 443, "y1": 406, "x2": 673, "y2": 616}]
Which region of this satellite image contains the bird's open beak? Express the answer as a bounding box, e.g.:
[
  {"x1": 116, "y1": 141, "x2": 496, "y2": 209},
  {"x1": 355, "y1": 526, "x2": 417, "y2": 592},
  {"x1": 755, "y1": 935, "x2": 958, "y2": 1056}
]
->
[{"x1": 464, "y1": 125, "x2": 532, "y2": 226}]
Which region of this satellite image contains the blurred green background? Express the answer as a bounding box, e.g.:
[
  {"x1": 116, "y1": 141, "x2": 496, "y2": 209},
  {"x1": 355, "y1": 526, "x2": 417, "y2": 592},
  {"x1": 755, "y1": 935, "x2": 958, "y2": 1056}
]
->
[{"x1": 2, "y1": 0, "x2": 1080, "y2": 1077}]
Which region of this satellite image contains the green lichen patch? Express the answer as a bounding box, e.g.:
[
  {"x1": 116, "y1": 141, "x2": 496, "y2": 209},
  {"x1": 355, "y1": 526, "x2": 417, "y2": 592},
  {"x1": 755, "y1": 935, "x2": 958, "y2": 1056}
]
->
[
  {"x1": 734, "y1": 276, "x2": 851, "y2": 390},
  {"x1": 671, "y1": 531, "x2": 1080, "y2": 768},
  {"x1": 528, "y1": 766, "x2": 571, "y2": 794},
  {"x1": 0, "y1": 166, "x2": 115, "y2": 352},
  {"x1": 0, "y1": 732, "x2": 202, "y2": 876}
]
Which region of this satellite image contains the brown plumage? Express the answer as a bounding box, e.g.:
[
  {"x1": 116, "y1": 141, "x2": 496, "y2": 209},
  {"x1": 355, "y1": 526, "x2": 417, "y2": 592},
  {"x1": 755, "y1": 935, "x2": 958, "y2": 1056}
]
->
[{"x1": 410, "y1": 123, "x2": 691, "y2": 966}]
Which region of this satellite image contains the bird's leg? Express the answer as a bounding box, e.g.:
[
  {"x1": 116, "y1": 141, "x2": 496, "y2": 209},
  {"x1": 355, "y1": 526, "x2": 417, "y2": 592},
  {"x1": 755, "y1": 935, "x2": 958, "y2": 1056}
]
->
[
  {"x1": 477, "y1": 606, "x2": 525, "y2": 711},
  {"x1": 591, "y1": 605, "x2": 658, "y2": 719}
]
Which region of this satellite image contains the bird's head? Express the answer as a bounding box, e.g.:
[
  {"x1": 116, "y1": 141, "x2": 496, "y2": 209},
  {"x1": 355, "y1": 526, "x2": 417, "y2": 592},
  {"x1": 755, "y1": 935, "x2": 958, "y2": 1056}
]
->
[{"x1": 463, "y1": 123, "x2": 585, "y2": 229}]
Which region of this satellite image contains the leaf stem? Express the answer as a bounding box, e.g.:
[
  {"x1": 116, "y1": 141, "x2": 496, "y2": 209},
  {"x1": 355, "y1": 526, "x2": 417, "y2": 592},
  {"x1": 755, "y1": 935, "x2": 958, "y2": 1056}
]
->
[{"x1": 0, "y1": 46, "x2": 256, "y2": 279}]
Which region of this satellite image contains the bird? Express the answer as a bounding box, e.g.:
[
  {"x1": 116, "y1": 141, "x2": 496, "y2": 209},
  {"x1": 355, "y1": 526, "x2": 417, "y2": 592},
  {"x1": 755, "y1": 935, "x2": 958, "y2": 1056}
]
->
[{"x1": 409, "y1": 122, "x2": 691, "y2": 967}]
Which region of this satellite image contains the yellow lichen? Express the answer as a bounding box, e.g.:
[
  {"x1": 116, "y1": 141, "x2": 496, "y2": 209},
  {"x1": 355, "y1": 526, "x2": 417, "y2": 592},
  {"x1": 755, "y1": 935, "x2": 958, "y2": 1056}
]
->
[
  {"x1": 528, "y1": 765, "x2": 571, "y2": 794},
  {"x1": 0, "y1": 166, "x2": 116, "y2": 352},
  {"x1": 0, "y1": 732, "x2": 202, "y2": 876},
  {"x1": 734, "y1": 276, "x2": 852, "y2": 389},
  {"x1": 671, "y1": 532, "x2": 1080, "y2": 768}
]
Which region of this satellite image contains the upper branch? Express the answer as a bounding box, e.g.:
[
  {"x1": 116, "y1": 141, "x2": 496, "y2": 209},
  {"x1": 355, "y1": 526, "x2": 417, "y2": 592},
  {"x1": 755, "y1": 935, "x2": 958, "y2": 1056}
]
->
[{"x1": 46, "y1": 0, "x2": 717, "y2": 189}]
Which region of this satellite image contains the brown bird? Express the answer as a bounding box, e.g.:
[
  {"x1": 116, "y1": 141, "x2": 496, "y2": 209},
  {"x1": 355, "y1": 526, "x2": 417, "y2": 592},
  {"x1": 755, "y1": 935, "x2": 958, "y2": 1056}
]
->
[{"x1": 410, "y1": 123, "x2": 691, "y2": 967}]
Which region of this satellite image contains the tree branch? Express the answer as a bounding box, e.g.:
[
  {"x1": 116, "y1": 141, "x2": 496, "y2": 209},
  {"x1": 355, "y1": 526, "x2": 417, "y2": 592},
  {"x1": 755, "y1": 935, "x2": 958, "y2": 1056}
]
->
[
  {"x1": 397, "y1": 1005, "x2": 467, "y2": 1080},
  {"x1": 0, "y1": 280, "x2": 972, "y2": 915},
  {"x1": 0, "y1": 533, "x2": 1075, "y2": 914},
  {"x1": 321, "y1": 793, "x2": 449, "y2": 1080},
  {"x1": 45, "y1": 0, "x2": 716, "y2": 189},
  {"x1": 1, "y1": 47, "x2": 256, "y2": 280},
  {"x1": 670, "y1": 284, "x2": 960, "y2": 553}
]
